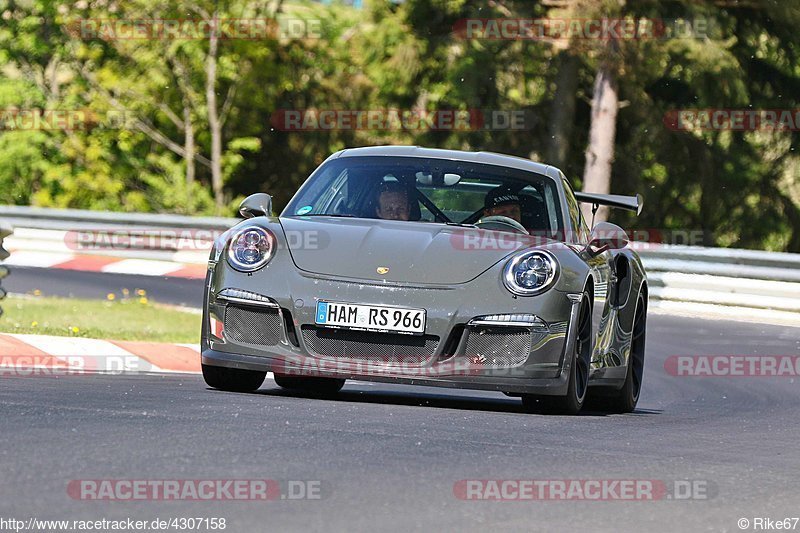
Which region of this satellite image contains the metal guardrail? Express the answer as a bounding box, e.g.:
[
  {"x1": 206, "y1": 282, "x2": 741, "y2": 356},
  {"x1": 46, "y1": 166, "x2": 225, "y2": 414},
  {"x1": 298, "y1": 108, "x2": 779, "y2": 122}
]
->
[
  {"x1": 0, "y1": 206, "x2": 239, "y2": 266},
  {"x1": 1, "y1": 205, "x2": 799, "y2": 316},
  {"x1": 639, "y1": 246, "x2": 800, "y2": 313},
  {"x1": 0, "y1": 205, "x2": 237, "y2": 231}
]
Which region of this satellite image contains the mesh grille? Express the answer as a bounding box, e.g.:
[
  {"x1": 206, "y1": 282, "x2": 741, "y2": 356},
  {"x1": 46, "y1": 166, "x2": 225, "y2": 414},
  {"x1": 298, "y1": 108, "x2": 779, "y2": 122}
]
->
[
  {"x1": 301, "y1": 326, "x2": 439, "y2": 364},
  {"x1": 224, "y1": 305, "x2": 283, "y2": 346},
  {"x1": 462, "y1": 327, "x2": 533, "y2": 367}
]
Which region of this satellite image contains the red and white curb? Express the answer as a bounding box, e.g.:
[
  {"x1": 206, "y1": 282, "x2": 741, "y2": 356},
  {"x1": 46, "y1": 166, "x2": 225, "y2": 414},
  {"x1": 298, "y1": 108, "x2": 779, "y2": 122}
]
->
[
  {"x1": 4, "y1": 251, "x2": 207, "y2": 279},
  {"x1": 4, "y1": 227, "x2": 210, "y2": 279},
  {"x1": 0, "y1": 333, "x2": 202, "y2": 375}
]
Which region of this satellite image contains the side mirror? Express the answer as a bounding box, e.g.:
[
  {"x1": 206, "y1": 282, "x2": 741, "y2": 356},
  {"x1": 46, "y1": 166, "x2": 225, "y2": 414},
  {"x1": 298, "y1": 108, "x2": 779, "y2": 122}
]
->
[
  {"x1": 239, "y1": 193, "x2": 273, "y2": 218},
  {"x1": 586, "y1": 222, "x2": 628, "y2": 256}
]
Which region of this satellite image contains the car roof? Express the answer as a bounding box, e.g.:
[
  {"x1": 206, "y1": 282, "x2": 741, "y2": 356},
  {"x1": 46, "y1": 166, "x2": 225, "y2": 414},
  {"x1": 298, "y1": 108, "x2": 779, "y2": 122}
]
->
[{"x1": 333, "y1": 146, "x2": 562, "y2": 181}]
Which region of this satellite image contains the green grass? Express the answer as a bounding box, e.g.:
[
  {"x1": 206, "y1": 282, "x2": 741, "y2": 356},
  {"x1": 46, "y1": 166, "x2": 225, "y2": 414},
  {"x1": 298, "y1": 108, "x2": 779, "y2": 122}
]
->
[{"x1": 0, "y1": 294, "x2": 201, "y2": 343}]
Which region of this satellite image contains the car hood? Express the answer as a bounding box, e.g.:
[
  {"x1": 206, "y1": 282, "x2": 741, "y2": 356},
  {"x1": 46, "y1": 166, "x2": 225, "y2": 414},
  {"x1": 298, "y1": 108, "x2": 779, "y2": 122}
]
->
[{"x1": 279, "y1": 216, "x2": 545, "y2": 284}]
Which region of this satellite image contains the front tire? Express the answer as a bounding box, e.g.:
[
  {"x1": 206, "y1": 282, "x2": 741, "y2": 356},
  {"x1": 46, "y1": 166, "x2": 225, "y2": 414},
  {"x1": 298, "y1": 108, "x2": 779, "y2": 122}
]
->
[
  {"x1": 522, "y1": 292, "x2": 591, "y2": 415},
  {"x1": 273, "y1": 375, "x2": 346, "y2": 395},
  {"x1": 202, "y1": 364, "x2": 266, "y2": 392}
]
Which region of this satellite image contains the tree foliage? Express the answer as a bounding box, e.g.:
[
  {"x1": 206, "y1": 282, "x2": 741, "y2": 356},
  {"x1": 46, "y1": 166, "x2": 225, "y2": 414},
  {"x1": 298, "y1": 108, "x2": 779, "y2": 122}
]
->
[{"x1": 0, "y1": 0, "x2": 797, "y2": 250}]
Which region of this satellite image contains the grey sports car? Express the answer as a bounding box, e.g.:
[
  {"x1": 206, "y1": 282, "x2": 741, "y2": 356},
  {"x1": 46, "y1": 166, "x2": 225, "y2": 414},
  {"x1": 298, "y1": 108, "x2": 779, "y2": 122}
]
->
[{"x1": 201, "y1": 146, "x2": 647, "y2": 414}]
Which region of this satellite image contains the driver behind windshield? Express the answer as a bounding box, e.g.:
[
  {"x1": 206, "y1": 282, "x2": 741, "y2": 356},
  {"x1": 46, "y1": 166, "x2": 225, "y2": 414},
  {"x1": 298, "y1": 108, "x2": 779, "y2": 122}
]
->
[
  {"x1": 375, "y1": 182, "x2": 411, "y2": 221},
  {"x1": 483, "y1": 186, "x2": 522, "y2": 223}
]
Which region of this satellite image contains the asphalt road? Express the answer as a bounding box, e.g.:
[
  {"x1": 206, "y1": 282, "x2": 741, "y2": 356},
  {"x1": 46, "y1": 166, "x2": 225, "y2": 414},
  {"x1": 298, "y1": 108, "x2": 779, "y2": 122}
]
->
[
  {"x1": 1, "y1": 307, "x2": 799, "y2": 532},
  {"x1": 5, "y1": 266, "x2": 204, "y2": 307}
]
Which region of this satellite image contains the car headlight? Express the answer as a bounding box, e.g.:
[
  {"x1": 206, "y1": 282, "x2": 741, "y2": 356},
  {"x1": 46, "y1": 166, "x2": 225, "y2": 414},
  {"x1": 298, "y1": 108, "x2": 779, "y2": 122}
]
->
[
  {"x1": 502, "y1": 250, "x2": 558, "y2": 296},
  {"x1": 226, "y1": 226, "x2": 275, "y2": 272}
]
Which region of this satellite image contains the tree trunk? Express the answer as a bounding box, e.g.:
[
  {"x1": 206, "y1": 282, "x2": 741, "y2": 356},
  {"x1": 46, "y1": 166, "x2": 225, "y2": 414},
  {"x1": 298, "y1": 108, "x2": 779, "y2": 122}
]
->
[
  {"x1": 206, "y1": 12, "x2": 223, "y2": 214},
  {"x1": 779, "y1": 194, "x2": 800, "y2": 253},
  {"x1": 581, "y1": 65, "x2": 619, "y2": 224},
  {"x1": 183, "y1": 104, "x2": 195, "y2": 211},
  {"x1": 546, "y1": 51, "x2": 579, "y2": 169}
]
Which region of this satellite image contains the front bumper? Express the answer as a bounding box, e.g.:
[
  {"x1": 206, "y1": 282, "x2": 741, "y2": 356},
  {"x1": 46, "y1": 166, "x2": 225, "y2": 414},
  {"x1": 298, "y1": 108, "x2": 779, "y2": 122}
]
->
[{"x1": 202, "y1": 267, "x2": 582, "y2": 396}]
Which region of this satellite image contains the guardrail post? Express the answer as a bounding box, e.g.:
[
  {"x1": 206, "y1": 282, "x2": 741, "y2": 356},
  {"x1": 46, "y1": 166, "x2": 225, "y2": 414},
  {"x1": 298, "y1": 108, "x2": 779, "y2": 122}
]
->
[{"x1": 0, "y1": 221, "x2": 11, "y2": 317}]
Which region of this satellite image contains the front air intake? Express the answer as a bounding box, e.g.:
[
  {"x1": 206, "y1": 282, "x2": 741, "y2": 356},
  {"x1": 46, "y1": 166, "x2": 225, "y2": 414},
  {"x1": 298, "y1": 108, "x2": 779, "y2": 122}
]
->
[
  {"x1": 301, "y1": 326, "x2": 439, "y2": 365},
  {"x1": 461, "y1": 327, "x2": 536, "y2": 367},
  {"x1": 224, "y1": 305, "x2": 283, "y2": 346}
]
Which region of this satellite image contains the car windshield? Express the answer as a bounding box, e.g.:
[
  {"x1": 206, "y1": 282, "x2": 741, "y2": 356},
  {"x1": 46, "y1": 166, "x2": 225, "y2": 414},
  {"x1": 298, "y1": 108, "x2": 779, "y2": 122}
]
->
[{"x1": 282, "y1": 156, "x2": 564, "y2": 238}]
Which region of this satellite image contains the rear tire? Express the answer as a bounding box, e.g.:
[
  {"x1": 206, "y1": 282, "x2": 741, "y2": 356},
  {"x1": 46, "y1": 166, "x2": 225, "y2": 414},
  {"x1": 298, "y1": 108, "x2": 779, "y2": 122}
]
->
[
  {"x1": 273, "y1": 375, "x2": 346, "y2": 395},
  {"x1": 202, "y1": 364, "x2": 266, "y2": 392},
  {"x1": 604, "y1": 296, "x2": 647, "y2": 413},
  {"x1": 522, "y1": 292, "x2": 591, "y2": 415}
]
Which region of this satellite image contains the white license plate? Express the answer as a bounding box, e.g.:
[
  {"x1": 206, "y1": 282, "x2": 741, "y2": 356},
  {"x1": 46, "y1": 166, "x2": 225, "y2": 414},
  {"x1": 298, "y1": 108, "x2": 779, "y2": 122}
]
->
[{"x1": 315, "y1": 301, "x2": 426, "y2": 335}]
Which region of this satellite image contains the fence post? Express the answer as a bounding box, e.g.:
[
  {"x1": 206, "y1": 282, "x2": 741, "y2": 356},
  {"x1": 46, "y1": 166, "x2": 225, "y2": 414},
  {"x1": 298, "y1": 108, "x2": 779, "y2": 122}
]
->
[{"x1": 0, "y1": 221, "x2": 11, "y2": 317}]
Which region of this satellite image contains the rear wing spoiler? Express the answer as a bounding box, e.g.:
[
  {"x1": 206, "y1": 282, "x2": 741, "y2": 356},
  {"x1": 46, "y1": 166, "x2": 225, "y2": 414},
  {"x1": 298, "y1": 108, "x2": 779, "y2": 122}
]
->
[{"x1": 574, "y1": 192, "x2": 643, "y2": 216}]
